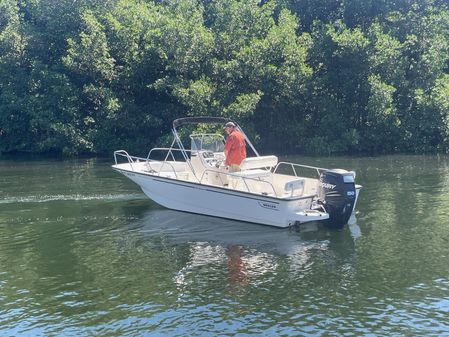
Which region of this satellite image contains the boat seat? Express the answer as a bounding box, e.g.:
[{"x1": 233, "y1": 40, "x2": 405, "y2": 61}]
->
[
  {"x1": 284, "y1": 178, "x2": 305, "y2": 197},
  {"x1": 231, "y1": 168, "x2": 271, "y2": 179},
  {"x1": 239, "y1": 156, "x2": 278, "y2": 170}
]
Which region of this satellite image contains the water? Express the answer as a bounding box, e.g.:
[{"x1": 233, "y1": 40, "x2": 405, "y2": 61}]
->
[{"x1": 1, "y1": 155, "x2": 448, "y2": 336}]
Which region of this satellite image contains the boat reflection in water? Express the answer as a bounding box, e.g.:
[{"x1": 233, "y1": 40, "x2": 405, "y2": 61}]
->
[{"x1": 130, "y1": 209, "x2": 361, "y2": 291}]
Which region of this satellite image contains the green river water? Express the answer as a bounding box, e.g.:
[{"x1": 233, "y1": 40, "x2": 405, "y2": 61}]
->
[{"x1": 0, "y1": 155, "x2": 448, "y2": 336}]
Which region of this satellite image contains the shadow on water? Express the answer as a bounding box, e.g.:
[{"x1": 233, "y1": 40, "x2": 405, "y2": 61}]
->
[
  {"x1": 118, "y1": 209, "x2": 363, "y2": 298},
  {"x1": 129, "y1": 208, "x2": 361, "y2": 256}
]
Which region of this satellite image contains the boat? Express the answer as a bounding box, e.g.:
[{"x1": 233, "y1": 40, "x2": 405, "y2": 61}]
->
[{"x1": 112, "y1": 116, "x2": 362, "y2": 228}]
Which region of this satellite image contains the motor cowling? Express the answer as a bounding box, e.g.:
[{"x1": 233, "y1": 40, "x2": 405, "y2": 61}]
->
[{"x1": 319, "y1": 169, "x2": 356, "y2": 227}]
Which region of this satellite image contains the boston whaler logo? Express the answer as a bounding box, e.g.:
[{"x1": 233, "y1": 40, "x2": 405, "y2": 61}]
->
[{"x1": 258, "y1": 201, "x2": 279, "y2": 210}]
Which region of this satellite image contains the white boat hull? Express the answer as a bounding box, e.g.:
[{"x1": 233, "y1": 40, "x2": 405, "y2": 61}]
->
[{"x1": 115, "y1": 169, "x2": 329, "y2": 228}]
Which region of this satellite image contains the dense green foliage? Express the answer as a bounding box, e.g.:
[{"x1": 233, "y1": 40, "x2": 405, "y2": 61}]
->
[{"x1": 0, "y1": 0, "x2": 448, "y2": 155}]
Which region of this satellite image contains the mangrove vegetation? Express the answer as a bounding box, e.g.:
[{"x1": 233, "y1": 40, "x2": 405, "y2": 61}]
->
[{"x1": 0, "y1": 0, "x2": 448, "y2": 155}]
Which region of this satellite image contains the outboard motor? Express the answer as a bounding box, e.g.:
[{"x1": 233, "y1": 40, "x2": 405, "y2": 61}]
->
[{"x1": 319, "y1": 169, "x2": 356, "y2": 227}]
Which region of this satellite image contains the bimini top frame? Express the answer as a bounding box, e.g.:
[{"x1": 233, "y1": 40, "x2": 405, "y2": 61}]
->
[{"x1": 171, "y1": 116, "x2": 260, "y2": 166}]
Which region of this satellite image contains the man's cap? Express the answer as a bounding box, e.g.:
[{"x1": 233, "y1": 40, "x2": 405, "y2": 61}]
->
[{"x1": 224, "y1": 121, "x2": 236, "y2": 128}]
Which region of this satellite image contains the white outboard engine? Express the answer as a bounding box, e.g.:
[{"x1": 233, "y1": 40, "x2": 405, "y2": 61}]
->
[{"x1": 319, "y1": 169, "x2": 356, "y2": 227}]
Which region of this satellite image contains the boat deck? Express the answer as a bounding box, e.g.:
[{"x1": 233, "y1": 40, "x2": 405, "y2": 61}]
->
[{"x1": 113, "y1": 160, "x2": 319, "y2": 200}]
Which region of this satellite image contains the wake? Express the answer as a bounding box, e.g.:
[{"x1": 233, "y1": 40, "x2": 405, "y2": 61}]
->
[{"x1": 0, "y1": 193, "x2": 145, "y2": 204}]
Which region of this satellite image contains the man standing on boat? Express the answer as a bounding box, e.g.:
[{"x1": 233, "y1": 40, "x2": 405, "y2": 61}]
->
[{"x1": 224, "y1": 121, "x2": 247, "y2": 172}]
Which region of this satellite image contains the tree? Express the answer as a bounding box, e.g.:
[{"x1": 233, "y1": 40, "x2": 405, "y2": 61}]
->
[
  {"x1": 1, "y1": 0, "x2": 448, "y2": 155},
  {"x1": 0, "y1": 0, "x2": 31, "y2": 153}
]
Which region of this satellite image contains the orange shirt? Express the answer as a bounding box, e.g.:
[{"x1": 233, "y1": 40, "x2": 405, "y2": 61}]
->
[{"x1": 224, "y1": 130, "x2": 247, "y2": 166}]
